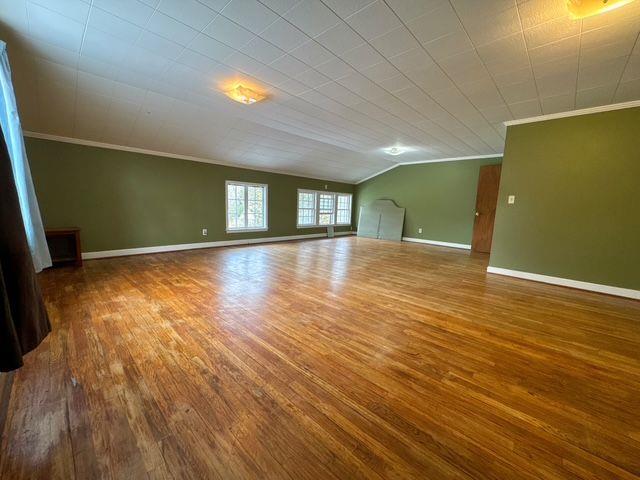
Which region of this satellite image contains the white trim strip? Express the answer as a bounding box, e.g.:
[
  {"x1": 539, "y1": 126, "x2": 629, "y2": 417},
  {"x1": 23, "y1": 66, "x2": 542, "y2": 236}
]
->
[
  {"x1": 487, "y1": 266, "x2": 640, "y2": 300},
  {"x1": 357, "y1": 154, "x2": 503, "y2": 184},
  {"x1": 23, "y1": 131, "x2": 350, "y2": 184},
  {"x1": 82, "y1": 231, "x2": 354, "y2": 260},
  {"x1": 503, "y1": 100, "x2": 640, "y2": 126},
  {"x1": 402, "y1": 237, "x2": 471, "y2": 250}
]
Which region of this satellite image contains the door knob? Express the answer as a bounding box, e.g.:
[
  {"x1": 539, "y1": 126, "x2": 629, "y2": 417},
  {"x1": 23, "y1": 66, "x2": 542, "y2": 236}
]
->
[{"x1": 475, "y1": 212, "x2": 480, "y2": 216}]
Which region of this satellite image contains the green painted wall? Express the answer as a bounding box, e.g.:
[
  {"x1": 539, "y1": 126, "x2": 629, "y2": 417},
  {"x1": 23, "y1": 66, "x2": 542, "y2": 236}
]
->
[
  {"x1": 355, "y1": 158, "x2": 502, "y2": 245},
  {"x1": 489, "y1": 107, "x2": 640, "y2": 290},
  {"x1": 26, "y1": 137, "x2": 354, "y2": 253}
]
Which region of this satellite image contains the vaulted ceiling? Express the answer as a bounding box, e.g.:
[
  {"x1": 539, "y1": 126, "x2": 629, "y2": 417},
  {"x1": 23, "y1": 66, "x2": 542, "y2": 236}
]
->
[{"x1": 1, "y1": 0, "x2": 639, "y2": 182}]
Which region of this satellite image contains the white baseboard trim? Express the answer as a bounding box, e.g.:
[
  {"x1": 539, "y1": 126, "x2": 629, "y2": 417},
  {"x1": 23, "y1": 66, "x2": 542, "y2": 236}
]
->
[
  {"x1": 486, "y1": 266, "x2": 640, "y2": 300},
  {"x1": 82, "y1": 231, "x2": 354, "y2": 260},
  {"x1": 402, "y1": 237, "x2": 471, "y2": 250}
]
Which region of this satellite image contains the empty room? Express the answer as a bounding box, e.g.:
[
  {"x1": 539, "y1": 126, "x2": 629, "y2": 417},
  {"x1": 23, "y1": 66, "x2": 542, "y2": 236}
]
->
[{"x1": 1, "y1": 0, "x2": 640, "y2": 478}]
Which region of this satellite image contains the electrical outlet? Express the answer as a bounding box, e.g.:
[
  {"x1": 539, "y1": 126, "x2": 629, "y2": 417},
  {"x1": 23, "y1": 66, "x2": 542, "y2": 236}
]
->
[
  {"x1": 202, "y1": 228, "x2": 208, "y2": 236},
  {"x1": 418, "y1": 227, "x2": 423, "y2": 234},
  {"x1": 507, "y1": 195, "x2": 516, "y2": 205}
]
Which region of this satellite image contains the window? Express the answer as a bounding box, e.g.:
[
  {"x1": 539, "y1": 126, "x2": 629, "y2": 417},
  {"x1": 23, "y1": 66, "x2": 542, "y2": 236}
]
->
[
  {"x1": 297, "y1": 190, "x2": 352, "y2": 228},
  {"x1": 297, "y1": 191, "x2": 316, "y2": 226},
  {"x1": 336, "y1": 194, "x2": 352, "y2": 225},
  {"x1": 226, "y1": 181, "x2": 268, "y2": 232},
  {"x1": 318, "y1": 193, "x2": 335, "y2": 225}
]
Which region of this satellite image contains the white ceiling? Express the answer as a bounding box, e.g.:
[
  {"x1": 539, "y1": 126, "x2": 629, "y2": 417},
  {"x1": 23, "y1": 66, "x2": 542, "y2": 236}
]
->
[{"x1": 1, "y1": 0, "x2": 639, "y2": 183}]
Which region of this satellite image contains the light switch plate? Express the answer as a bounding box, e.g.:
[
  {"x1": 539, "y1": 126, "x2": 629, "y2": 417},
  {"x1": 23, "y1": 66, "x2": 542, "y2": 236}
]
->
[
  {"x1": 202, "y1": 228, "x2": 208, "y2": 236},
  {"x1": 508, "y1": 195, "x2": 516, "y2": 205},
  {"x1": 418, "y1": 227, "x2": 422, "y2": 234}
]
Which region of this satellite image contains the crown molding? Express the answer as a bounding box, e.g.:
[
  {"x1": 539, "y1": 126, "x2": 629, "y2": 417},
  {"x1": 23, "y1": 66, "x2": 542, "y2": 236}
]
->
[
  {"x1": 503, "y1": 100, "x2": 640, "y2": 127},
  {"x1": 356, "y1": 153, "x2": 503, "y2": 184},
  {"x1": 23, "y1": 131, "x2": 354, "y2": 185}
]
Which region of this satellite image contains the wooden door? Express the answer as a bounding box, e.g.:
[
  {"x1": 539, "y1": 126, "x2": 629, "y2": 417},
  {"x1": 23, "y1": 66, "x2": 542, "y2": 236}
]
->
[{"x1": 471, "y1": 164, "x2": 501, "y2": 253}]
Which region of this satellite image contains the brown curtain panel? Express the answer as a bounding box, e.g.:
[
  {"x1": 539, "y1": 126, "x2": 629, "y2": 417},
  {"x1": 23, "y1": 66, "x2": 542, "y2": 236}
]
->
[{"x1": 0, "y1": 128, "x2": 50, "y2": 372}]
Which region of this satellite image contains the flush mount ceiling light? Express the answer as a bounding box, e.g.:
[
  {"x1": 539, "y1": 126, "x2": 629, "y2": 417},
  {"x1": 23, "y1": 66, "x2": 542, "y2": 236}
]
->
[
  {"x1": 383, "y1": 146, "x2": 413, "y2": 156},
  {"x1": 225, "y1": 84, "x2": 266, "y2": 105},
  {"x1": 567, "y1": 0, "x2": 636, "y2": 18}
]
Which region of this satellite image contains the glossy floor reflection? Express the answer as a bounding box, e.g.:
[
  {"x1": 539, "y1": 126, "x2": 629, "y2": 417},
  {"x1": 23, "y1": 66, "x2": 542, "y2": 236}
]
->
[{"x1": 1, "y1": 237, "x2": 639, "y2": 479}]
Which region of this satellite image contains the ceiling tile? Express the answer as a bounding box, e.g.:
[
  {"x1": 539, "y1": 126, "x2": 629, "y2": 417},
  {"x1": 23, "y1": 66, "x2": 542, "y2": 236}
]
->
[
  {"x1": 27, "y1": 2, "x2": 85, "y2": 52},
  {"x1": 222, "y1": 0, "x2": 280, "y2": 33},
  {"x1": 577, "y1": 55, "x2": 628, "y2": 90},
  {"x1": 575, "y1": 84, "x2": 616, "y2": 109},
  {"x1": 477, "y1": 33, "x2": 529, "y2": 75},
  {"x1": 345, "y1": 1, "x2": 401, "y2": 41},
  {"x1": 369, "y1": 26, "x2": 417, "y2": 58},
  {"x1": 158, "y1": 0, "x2": 218, "y2": 30},
  {"x1": 407, "y1": 2, "x2": 461, "y2": 45},
  {"x1": 93, "y1": 0, "x2": 156, "y2": 27},
  {"x1": 242, "y1": 36, "x2": 285, "y2": 63},
  {"x1": 30, "y1": 0, "x2": 90, "y2": 23},
  {"x1": 540, "y1": 93, "x2": 575, "y2": 114},
  {"x1": 289, "y1": 40, "x2": 334, "y2": 67},
  {"x1": 137, "y1": 31, "x2": 186, "y2": 59},
  {"x1": 507, "y1": 98, "x2": 541, "y2": 118},
  {"x1": 614, "y1": 77, "x2": 640, "y2": 102},
  {"x1": 203, "y1": 16, "x2": 255, "y2": 49},
  {"x1": 314, "y1": 57, "x2": 355, "y2": 79},
  {"x1": 457, "y1": 4, "x2": 520, "y2": 46},
  {"x1": 260, "y1": 18, "x2": 309, "y2": 51},
  {"x1": 89, "y1": 7, "x2": 143, "y2": 43},
  {"x1": 314, "y1": 22, "x2": 364, "y2": 56},
  {"x1": 190, "y1": 33, "x2": 235, "y2": 61},
  {"x1": 270, "y1": 53, "x2": 308, "y2": 76},
  {"x1": 524, "y1": 16, "x2": 580, "y2": 49},
  {"x1": 320, "y1": 0, "x2": 376, "y2": 19},
  {"x1": 146, "y1": 12, "x2": 199, "y2": 46},
  {"x1": 284, "y1": 0, "x2": 341, "y2": 37},
  {"x1": 423, "y1": 30, "x2": 474, "y2": 61},
  {"x1": 385, "y1": 0, "x2": 445, "y2": 23},
  {"x1": 517, "y1": 0, "x2": 568, "y2": 30},
  {"x1": 341, "y1": 43, "x2": 384, "y2": 70}
]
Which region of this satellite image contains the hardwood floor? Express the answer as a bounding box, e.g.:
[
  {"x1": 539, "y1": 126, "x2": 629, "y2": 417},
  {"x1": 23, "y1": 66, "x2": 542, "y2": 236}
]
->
[{"x1": 1, "y1": 236, "x2": 639, "y2": 479}]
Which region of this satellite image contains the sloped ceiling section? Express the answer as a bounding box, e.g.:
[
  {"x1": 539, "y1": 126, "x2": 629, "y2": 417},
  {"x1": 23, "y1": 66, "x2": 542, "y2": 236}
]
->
[{"x1": 1, "y1": 0, "x2": 639, "y2": 183}]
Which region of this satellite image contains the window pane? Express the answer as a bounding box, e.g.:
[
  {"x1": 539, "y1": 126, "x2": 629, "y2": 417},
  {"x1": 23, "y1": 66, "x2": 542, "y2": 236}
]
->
[
  {"x1": 235, "y1": 198, "x2": 245, "y2": 228},
  {"x1": 319, "y1": 193, "x2": 334, "y2": 211},
  {"x1": 297, "y1": 191, "x2": 317, "y2": 226},
  {"x1": 318, "y1": 213, "x2": 332, "y2": 225},
  {"x1": 318, "y1": 193, "x2": 334, "y2": 225},
  {"x1": 336, "y1": 194, "x2": 351, "y2": 224},
  {"x1": 227, "y1": 183, "x2": 266, "y2": 230}
]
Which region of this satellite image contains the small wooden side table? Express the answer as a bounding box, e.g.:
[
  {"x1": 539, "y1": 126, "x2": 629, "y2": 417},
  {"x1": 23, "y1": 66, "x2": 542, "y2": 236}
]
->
[{"x1": 45, "y1": 228, "x2": 82, "y2": 267}]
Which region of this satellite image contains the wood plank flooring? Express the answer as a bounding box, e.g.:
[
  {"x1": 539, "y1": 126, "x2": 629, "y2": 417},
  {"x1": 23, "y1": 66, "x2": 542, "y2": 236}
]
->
[{"x1": 1, "y1": 236, "x2": 639, "y2": 479}]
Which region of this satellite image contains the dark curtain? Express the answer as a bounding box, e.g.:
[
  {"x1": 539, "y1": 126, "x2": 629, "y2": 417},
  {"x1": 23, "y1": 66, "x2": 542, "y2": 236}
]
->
[{"x1": 0, "y1": 127, "x2": 50, "y2": 372}]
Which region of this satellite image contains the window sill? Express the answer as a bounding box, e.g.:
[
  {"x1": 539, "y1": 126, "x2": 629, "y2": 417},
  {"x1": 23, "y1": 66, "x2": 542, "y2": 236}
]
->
[
  {"x1": 226, "y1": 228, "x2": 269, "y2": 233},
  {"x1": 296, "y1": 224, "x2": 351, "y2": 229}
]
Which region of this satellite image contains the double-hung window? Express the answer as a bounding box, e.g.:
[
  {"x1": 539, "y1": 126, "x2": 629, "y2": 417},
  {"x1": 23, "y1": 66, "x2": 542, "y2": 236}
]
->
[
  {"x1": 297, "y1": 190, "x2": 352, "y2": 227},
  {"x1": 297, "y1": 191, "x2": 316, "y2": 226},
  {"x1": 226, "y1": 181, "x2": 268, "y2": 232},
  {"x1": 336, "y1": 194, "x2": 352, "y2": 225}
]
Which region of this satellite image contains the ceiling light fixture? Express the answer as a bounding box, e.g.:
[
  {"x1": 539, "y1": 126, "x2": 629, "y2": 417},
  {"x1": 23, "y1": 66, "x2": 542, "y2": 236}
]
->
[
  {"x1": 383, "y1": 146, "x2": 412, "y2": 156},
  {"x1": 567, "y1": 0, "x2": 636, "y2": 19},
  {"x1": 225, "y1": 84, "x2": 266, "y2": 105}
]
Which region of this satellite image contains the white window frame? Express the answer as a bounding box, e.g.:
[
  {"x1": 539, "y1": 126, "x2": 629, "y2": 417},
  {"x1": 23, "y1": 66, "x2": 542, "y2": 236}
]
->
[
  {"x1": 296, "y1": 189, "x2": 352, "y2": 228},
  {"x1": 335, "y1": 193, "x2": 352, "y2": 226},
  {"x1": 225, "y1": 181, "x2": 268, "y2": 233}
]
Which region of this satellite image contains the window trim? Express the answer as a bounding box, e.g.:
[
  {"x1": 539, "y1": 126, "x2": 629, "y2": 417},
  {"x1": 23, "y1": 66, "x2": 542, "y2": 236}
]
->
[
  {"x1": 296, "y1": 189, "x2": 352, "y2": 228},
  {"x1": 225, "y1": 180, "x2": 269, "y2": 233},
  {"x1": 335, "y1": 193, "x2": 352, "y2": 226}
]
